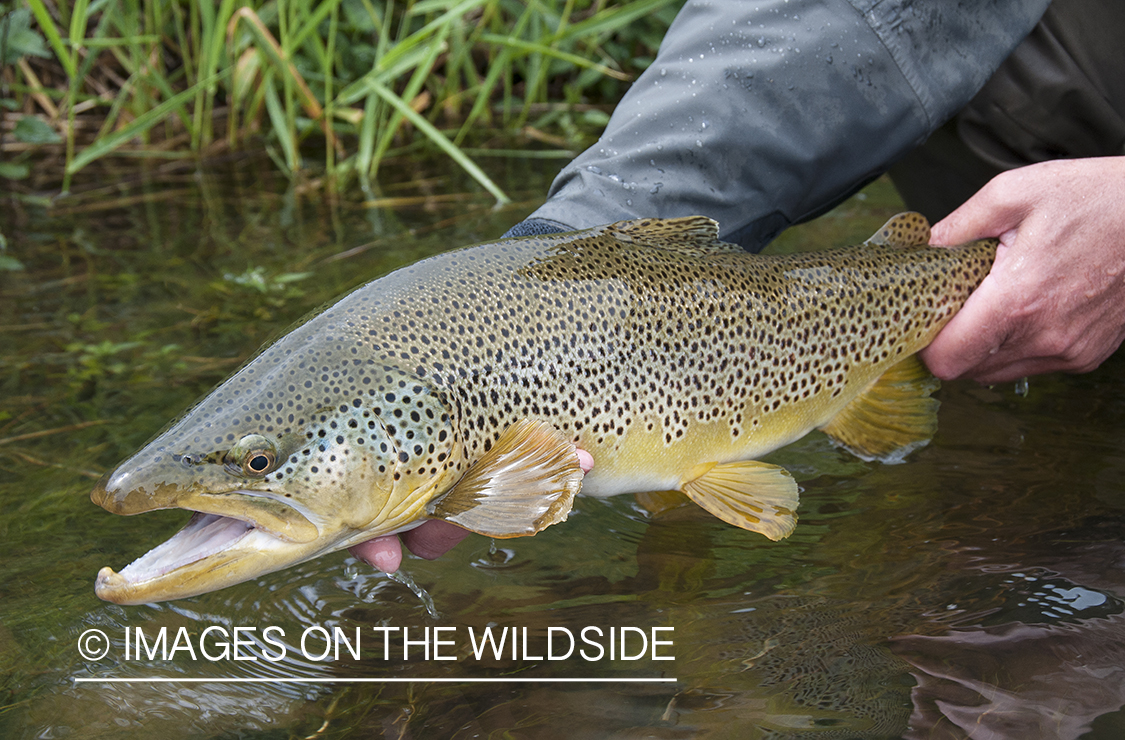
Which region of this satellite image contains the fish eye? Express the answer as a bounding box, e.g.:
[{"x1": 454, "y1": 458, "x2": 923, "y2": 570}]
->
[
  {"x1": 226, "y1": 434, "x2": 278, "y2": 477},
  {"x1": 245, "y1": 451, "x2": 274, "y2": 474}
]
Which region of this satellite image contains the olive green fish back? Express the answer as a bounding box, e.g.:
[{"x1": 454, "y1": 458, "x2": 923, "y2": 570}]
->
[{"x1": 347, "y1": 218, "x2": 994, "y2": 476}]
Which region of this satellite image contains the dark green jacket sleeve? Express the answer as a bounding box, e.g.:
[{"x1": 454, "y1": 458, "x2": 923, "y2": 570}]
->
[{"x1": 512, "y1": 0, "x2": 1050, "y2": 250}]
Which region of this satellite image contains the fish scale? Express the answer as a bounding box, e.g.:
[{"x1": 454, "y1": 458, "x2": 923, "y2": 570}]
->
[
  {"x1": 359, "y1": 216, "x2": 990, "y2": 492},
  {"x1": 90, "y1": 212, "x2": 996, "y2": 604}
]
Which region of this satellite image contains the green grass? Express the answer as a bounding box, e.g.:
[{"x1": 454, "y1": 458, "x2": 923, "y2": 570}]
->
[{"x1": 0, "y1": 0, "x2": 683, "y2": 195}]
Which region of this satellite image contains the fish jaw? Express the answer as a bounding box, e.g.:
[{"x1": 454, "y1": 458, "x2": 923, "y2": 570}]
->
[
  {"x1": 93, "y1": 511, "x2": 344, "y2": 605},
  {"x1": 90, "y1": 464, "x2": 323, "y2": 544},
  {"x1": 91, "y1": 468, "x2": 346, "y2": 605},
  {"x1": 90, "y1": 457, "x2": 440, "y2": 604},
  {"x1": 92, "y1": 501, "x2": 430, "y2": 604}
]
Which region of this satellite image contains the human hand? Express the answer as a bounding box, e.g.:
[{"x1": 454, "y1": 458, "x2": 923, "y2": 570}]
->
[
  {"x1": 350, "y1": 520, "x2": 471, "y2": 574},
  {"x1": 350, "y1": 448, "x2": 595, "y2": 573},
  {"x1": 919, "y1": 157, "x2": 1125, "y2": 384}
]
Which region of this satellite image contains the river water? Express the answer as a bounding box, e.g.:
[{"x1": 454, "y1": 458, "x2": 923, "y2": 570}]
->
[{"x1": 2, "y1": 159, "x2": 1124, "y2": 738}]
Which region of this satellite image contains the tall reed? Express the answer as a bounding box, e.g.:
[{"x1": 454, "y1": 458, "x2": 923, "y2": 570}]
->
[{"x1": 2, "y1": 0, "x2": 681, "y2": 196}]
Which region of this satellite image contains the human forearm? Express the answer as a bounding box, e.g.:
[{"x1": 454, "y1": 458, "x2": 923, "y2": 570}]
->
[{"x1": 527, "y1": 0, "x2": 1049, "y2": 251}]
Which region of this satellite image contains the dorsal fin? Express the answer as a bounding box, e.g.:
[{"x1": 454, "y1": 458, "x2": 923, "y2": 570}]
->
[
  {"x1": 864, "y1": 212, "x2": 931, "y2": 248},
  {"x1": 607, "y1": 217, "x2": 743, "y2": 255}
]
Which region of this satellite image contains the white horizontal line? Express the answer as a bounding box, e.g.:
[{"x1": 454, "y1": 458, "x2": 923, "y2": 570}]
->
[{"x1": 74, "y1": 677, "x2": 676, "y2": 684}]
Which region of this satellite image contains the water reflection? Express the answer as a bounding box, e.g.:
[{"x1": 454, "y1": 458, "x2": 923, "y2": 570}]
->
[{"x1": 3, "y1": 167, "x2": 1125, "y2": 737}]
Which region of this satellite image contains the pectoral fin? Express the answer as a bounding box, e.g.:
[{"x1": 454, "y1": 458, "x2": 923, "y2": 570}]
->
[
  {"x1": 425, "y1": 418, "x2": 583, "y2": 538},
  {"x1": 679, "y1": 461, "x2": 798, "y2": 541},
  {"x1": 820, "y1": 355, "x2": 940, "y2": 461}
]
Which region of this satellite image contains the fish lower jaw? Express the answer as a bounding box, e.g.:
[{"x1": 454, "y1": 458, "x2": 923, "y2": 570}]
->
[{"x1": 95, "y1": 512, "x2": 261, "y2": 604}]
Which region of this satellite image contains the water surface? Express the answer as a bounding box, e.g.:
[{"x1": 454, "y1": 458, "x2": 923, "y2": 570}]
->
[{"x1": 2, "y1": 163, "x2": 1124, "y2": 738}]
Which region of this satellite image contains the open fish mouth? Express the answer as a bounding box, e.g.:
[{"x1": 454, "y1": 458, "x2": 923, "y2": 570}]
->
[
  {"x1": 94, "y1": 511, "x2": 299, "y2": 604},
  {"x1": 107, "y1": 513, "x2": 254, "y2": 584},
  {"x1": 91, "y1": 471, "x2": 331, "y2": 604}
]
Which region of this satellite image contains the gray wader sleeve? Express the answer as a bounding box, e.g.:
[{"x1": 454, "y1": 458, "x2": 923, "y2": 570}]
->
[{"x1": 509, "y1": 0, "x2": 1049, "y2": 251}]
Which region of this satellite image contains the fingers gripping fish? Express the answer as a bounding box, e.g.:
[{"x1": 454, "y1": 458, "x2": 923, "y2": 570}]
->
[{"x1": 91, "y1": 213, "x2": 996, "y2": 604}]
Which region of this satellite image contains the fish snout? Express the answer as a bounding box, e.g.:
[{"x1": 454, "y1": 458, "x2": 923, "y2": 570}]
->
[
  {"x1": 89, "y1": 462, "x2": 178, "y2": 515},
  {"x1": 89, "y1": 472, "x2": 114, "y2": 510}
]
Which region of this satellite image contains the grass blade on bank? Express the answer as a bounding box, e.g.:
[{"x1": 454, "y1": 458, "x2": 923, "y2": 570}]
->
[
  {"x1": 14, "y1": 0, "x2": 680, "y2": 192},
  {"x1": 366, "y1": 79, "x2": 509, "y2": 205},
  {"x1": 65, "y1": 72, "x2": 229, "y2": 177}
]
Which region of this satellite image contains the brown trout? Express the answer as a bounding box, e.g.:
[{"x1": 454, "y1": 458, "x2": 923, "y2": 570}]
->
[{"x1": 91, "y1": 212, "x2": 995, "y2": 604}]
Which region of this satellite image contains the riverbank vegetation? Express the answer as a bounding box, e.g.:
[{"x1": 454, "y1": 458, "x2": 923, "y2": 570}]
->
[{"x1": 0, "y1": 0, "x2": 681, "y2": 196}]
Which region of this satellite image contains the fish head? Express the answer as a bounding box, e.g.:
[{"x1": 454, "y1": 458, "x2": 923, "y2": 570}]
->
[{"x1": 91, "y1": 314, "x2": 460, "y2": 604}]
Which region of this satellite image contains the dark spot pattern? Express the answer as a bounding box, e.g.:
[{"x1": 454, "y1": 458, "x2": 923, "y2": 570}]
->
[{"x1": 121, "y1": 217, "x2": 995, "y2": 515}]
